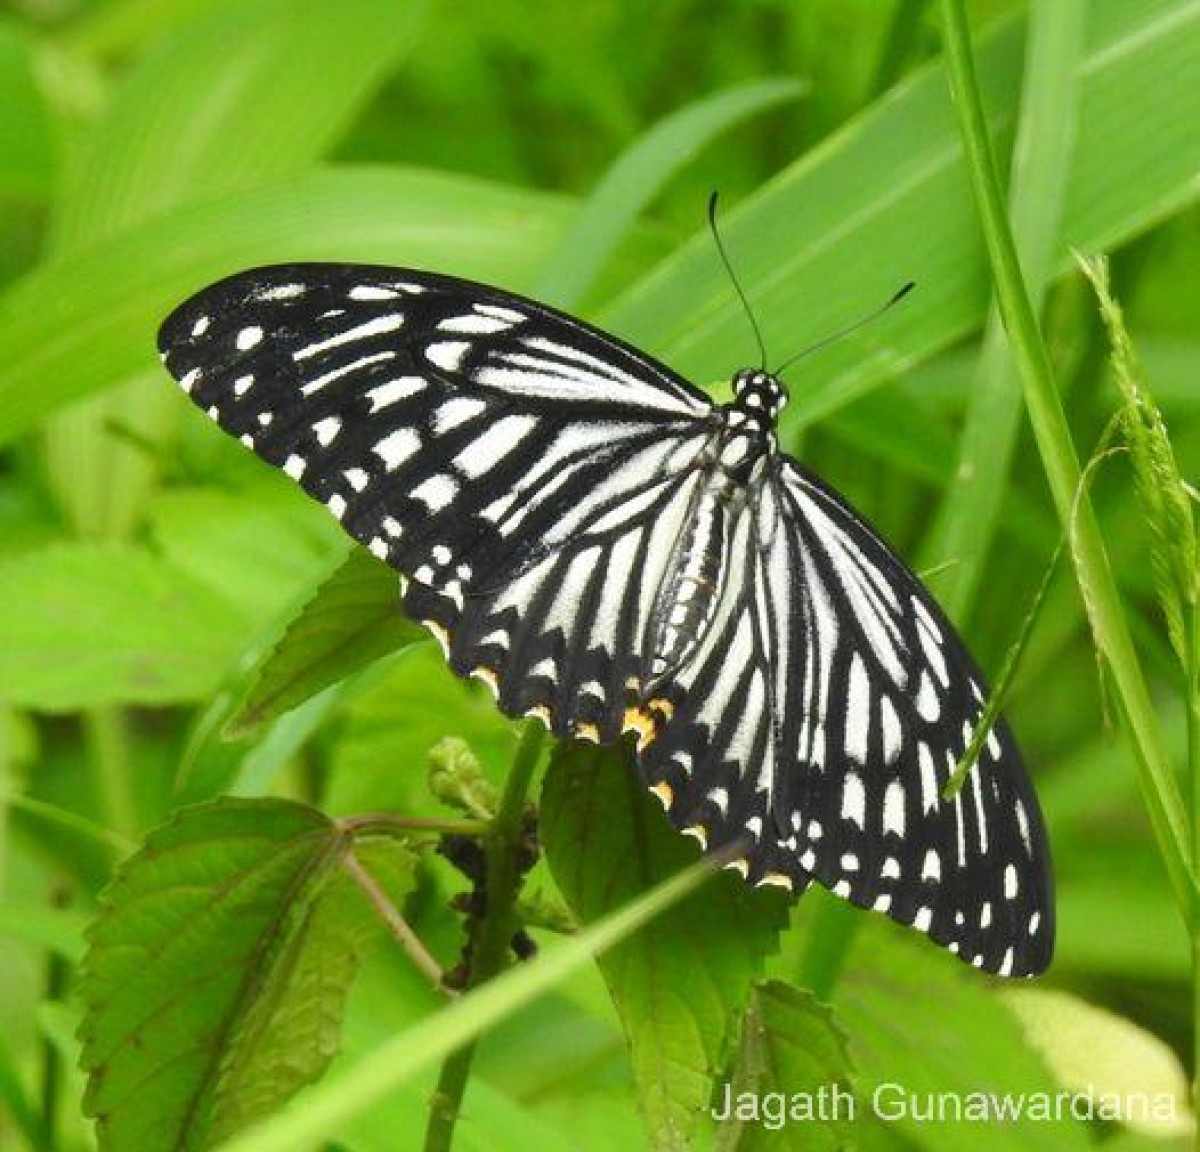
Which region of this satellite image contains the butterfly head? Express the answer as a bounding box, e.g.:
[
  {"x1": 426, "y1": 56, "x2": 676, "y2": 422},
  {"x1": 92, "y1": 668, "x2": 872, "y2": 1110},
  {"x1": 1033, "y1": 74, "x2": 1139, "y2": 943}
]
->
[{"x1": 731, "y1": 368, "x2": 788, "y2": 424}]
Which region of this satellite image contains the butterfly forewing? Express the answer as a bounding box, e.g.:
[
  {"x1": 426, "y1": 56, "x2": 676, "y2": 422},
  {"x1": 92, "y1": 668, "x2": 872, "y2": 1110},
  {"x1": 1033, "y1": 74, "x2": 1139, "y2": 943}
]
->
[
  {"x1": 158, "y1": 261, "x2": 1053, "y2": 977},
  {"x1": 159, "y1": 264, "x2": 714, "y2": 601}
]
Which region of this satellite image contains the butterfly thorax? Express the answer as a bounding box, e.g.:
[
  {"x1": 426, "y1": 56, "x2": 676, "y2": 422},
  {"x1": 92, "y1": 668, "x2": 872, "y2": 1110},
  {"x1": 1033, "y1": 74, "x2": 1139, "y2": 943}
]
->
[{"x1": 713, "y1": 367, "x2": 787, "y2": 482}]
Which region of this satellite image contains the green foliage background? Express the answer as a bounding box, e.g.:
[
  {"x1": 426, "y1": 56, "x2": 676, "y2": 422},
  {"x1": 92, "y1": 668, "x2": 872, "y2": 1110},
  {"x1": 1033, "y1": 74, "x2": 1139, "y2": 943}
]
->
[{"x1": 0, "y1": 0, "x2": 1198, "y2": 1149}]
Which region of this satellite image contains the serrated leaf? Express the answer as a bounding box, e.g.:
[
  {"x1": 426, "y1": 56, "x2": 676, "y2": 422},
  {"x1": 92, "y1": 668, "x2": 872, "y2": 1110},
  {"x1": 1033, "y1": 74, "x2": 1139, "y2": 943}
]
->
[
  {"x1": 834, "y1": 924, "x2": 1090, "y2": 1151},
  {"x1": 0, "y1": 543, "x2": 249, "y2": 710},
  {"x1": 207, "y1": 833, "x2": 418, "y2": 1146},
  {"x1": 226, "y1": 548, "x2": 425, "y2": 738},
  {"x1": 715, "y1": 980, "x2": 855, "y2": 1152},
  {"x1": 540, "y1": 744, "x2": 788, "y2": 1152},
  {"x1": 78, "y1": 798, "x2": 414, "y2": 1151}
]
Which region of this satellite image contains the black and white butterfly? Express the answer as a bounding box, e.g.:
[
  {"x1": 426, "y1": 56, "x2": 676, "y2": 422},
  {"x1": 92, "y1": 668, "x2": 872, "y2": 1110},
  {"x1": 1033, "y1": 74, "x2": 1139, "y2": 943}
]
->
[{"x1": 158, "y1": 263, "x2": 1053, "y2": 976}]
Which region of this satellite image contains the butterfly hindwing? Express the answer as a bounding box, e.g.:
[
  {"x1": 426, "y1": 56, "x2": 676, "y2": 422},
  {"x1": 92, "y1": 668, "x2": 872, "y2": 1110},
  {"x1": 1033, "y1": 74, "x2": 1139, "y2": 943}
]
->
[{"x1": 771, "y1": 460, "x2": 1052, "y2": 974}]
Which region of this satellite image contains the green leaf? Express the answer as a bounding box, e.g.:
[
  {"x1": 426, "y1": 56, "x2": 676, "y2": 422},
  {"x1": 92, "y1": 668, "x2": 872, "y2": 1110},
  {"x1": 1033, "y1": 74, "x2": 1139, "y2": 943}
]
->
[
  {"x1": 323, "y1": 641, "x2": 516, "y2": 817},
  {"x1": 226, "y1": 547, "x2": 424, "y2": 738},
  {"x1": 78, "y1": 797, "x2": 415, "y2": 1151},
  {"x1": 600, "y1": 3, "x2": 1200, "y2": 430},
  {"x1": 0, "y1": 543, "x2": 249, "y2": 710},
  {"x1": 52, "y1": 0, "x2": 432, "y2": 250},
  {"x1": 536, "y1": 76, "x2": 805, "y2": 309},
  {"x1": 715, "y1": 980, "x2": 855, "y2": 1152},
  {"x1": 1001, "y1": 987, "x2": 1193, "y2": 1140},
  {"x1": 0, "y1": 901, "x2": 88, "y2": 962},
  {"x1": 540, "y1": 744, "x2": 788, "y2": 1151},
  {"x1": 147, "y1": 487, "x2": 345, "y2": 621},
  {"x1": 0, "y1": 168, "x2": 584, "y2": 446},
  {"x1": 834, "y1": 924, "x2": 1091, "y2": 1150},
  {"x1": 919, "y1": 0, "x2": 1084, "y2": 620},
  {"x1": 176, "y1": 683, "x2": 345, "y2": 807},
  {"x1": 0, "y1": 19, "x2": 55, "y2": 202}
]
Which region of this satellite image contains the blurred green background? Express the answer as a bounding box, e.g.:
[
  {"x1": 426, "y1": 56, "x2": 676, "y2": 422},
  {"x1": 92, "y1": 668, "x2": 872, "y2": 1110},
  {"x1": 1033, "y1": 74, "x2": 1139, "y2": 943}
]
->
[{"x1": 0, "y1": 0, "x2": 1198, "y2": 1149}]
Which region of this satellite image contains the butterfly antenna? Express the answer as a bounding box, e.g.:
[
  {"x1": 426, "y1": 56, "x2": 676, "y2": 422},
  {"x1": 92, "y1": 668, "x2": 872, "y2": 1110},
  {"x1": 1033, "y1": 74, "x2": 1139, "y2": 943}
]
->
[
  {"x1": 708, "y1": 191, "x2": 768, "y2": 371},
  {"x1": 773, "y1": 280, "x2": 915, "y2": 376}
]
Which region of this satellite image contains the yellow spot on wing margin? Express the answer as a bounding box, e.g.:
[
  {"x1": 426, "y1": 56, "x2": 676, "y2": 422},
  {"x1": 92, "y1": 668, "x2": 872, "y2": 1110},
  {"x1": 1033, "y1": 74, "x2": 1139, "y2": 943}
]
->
[
  {"x1": 757, "y1": 871, "x2": 794, "y2": 891},
  {"x1": 574, "y1": 721, "x2": 600, "y2": 743},
  {"x1": 622, "y1": 707, "x2": 657, "y2": 751},
  {"x1": 470, "y1": 665, "x2": 499, "y2": 698},
  {"x1": 524, "y1": 703, "x2": 551, "y2": 729},
  {"x1": 649, "y1": 781, "x2": 674, "y2": 810},
  {"x1": 423, "y1": 619, "x2": 451, "y2": 657}
]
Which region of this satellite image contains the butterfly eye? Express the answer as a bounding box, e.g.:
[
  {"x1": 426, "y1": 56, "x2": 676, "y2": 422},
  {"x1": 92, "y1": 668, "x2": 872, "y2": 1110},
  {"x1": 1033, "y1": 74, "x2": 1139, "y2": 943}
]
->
[{"x1": 731, "y1": 368, "x2": 757, "y2": 395}]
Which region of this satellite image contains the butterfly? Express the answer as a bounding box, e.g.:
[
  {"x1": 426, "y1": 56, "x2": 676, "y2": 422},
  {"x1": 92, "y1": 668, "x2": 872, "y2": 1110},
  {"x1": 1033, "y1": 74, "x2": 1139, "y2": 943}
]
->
[{"x1": 158, "y1": 262, "x2": 1053, "y2": 977}]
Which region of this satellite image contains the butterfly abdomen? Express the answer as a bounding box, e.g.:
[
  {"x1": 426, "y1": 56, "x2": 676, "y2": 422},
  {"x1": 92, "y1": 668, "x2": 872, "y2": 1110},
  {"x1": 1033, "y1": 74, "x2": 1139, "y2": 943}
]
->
[{"x1": 647, "y1": 477, "x2": 735, "y2": 686}]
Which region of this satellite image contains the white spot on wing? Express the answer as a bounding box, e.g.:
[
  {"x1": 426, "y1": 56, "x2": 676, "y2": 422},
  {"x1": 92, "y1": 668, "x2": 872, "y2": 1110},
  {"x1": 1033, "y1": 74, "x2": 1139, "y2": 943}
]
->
[
  {"x1": 921, "y1": 849, "x2": 941, "y2": 881},
  {"x1": 454, "y1": 414, "x2": 538, "y2": 479},
  {"x1": 367, "y1": 375, "x2": 424, "y2": 410},
  {"x1": 845, "y1": 653, "x2": 870, "y2": 763},
  {"x1": 475, "y1": 303, "x2": 525, "y2": 323},
  {"x1": 918, "y1": 743, "x2": 939, "y2": 813},
  {"x1": 313, "y1": 416, "x2": 341, "y2": 446},
  {"x1": 880, "y1": 695, "x2": 902, "y2": 762},
  {"x1": 236, "y1": 326, "x2": 263, "y2": 351},
  {"x1": 433, "y1": 397, "x2": 487, "y2": 433},
  {"x1": 426, "y1": 340, "x2": 470, "y2": 371},
  {"x1": 882, "y1": 780, "x2": 905, "y2": 836},
  {"x1": 257, "y1": 282, "x2": 306, "y2": 301},
  {"x1": 438, "y1": 313, "x2": 512, "y2": 335},
  {"x1": 1015, "y1": 800, "x2": 1032, "y2": 853},
  {"x1": 841, "y1": 772, "x2": 866, "y2": 828},
  {"x1": 191, "y1": 315, "x2": 210, "y2": 337},
  {"x1": 295, "y1": 314, "x2": 402, "y2": 360},
  {"x1": 1004, "y1": 863, "x2": 1018, "y2": 899},
  {"x1": 375, "y1": 428, "x2": 421, "y2": 470},
  {"x1": 349, "y1": 285, "x2": 400, "y2": 301},
  {"x1": 301, "y1": 351, "x2": 396, "y2": 396},
  {"x1": 916, "y1": 672, "x2": 940, "y2": 721},
  {"x1": 411, "y1": 473, "x2": 458, "y2": 512}
]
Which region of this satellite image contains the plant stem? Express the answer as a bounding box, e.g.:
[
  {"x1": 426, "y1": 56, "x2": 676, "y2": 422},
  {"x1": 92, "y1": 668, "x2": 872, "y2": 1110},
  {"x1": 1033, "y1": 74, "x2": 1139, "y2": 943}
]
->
[
  {"x1": 343, "y1": 850, "x2": 452, "y2": 993},
  {"x1": 1189, "y1": 599, "x2": 1200, "y2": 1131},
  {"x1": 922, "y1": 0, "x2": 1083, "y2": 622},
  {"x1": 423, "y1": 721, "x2": 545, "y2": 1152},
  {"x1": 938, "y1": 0, "x2": 1194, "y2": 920},
  {"x1": 84, "y1": 707, "x2": 138, "y2": 837}
]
